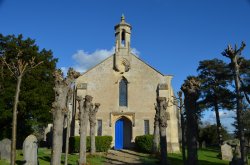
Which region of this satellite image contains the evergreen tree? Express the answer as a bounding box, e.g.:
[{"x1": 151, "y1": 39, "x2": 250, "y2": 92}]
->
[
  {"x1": 197, "y1": 59, "x2": 234, "y2": 147},
  {"x1": 0, "y1": 34, "x2": 57, "y2": 147}
]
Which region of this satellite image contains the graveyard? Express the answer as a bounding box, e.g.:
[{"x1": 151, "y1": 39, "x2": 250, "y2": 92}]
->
[
  {"x1": 0, "y1": 147, "x2": 233, "y2": 165},
  {"x1": 1, "y1": 1, "x2": 250, "y2": 165}
]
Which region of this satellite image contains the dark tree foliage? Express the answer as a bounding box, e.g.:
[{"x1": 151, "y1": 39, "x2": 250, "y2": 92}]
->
[
  {"x1": 197, "y1": 59, "x2": 234, "y2": 146},
  {"x1": 0, "y1": 34, "x2": 57, "y2": 147},
  {"x1": 198, "y1": 124, "x2": 231, "y2": 147},
  {"x1": 239, "y1": 58, "x2": 250, "y2": 103},
  {"x1": 242, "y1": 109, "x2": 250, "y2": 146}
]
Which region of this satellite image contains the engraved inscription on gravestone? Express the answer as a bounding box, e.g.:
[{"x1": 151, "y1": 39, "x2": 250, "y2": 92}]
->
[
  {"x1": 77, "y1": 83, "x2": 87, "y2": 89},
  {"x1": 158, "y1": 83, "x2": 168, "y2": 90}
]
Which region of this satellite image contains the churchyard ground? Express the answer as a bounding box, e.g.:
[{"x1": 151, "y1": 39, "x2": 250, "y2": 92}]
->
[{"x1": 0, "y1": 148, "x2": 236, "y2": 165}]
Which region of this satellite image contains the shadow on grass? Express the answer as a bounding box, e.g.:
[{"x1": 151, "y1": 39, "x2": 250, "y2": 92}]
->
[
  {"x1": 168, "y1": 157, "x2": 227, "y2": 165},
  {"x1": 39, "y1": 155, "x2": 51, "y2": 162},
  {"x1": 15, "y1": 160, "x2": 26, "y2": 165}
]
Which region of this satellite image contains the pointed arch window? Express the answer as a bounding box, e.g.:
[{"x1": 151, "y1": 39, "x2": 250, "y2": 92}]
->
[
  {"x1": 119, "y1": 78, "x2": 128, "y2": 106},
  {"x1": 121, "y1": 30, "x2": 126, "y2": 47}
]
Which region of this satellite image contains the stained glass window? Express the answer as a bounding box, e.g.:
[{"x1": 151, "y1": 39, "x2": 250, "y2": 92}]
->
[{"x1": 119, "y1": 78, "x2": 128, "y2": 106}]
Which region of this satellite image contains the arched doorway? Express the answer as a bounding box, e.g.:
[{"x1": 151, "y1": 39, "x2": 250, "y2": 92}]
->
[{"x1": 115, "y1": 117, "x2": 132, "y2": 150}]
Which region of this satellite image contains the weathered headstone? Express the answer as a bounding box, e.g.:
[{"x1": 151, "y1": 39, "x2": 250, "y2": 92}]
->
[
  {"x1": 221, "y1": 143, "x2": 233, "y2": 161},
  {"x1": 202, "y1": 141, "x2": 206, "y2": 149},
  {"x1": 23, "y1": 135, "x2": 38, "y2": 165},
  {"x1": 0, "y1": 138, "x2": 11, "y2": 161}
]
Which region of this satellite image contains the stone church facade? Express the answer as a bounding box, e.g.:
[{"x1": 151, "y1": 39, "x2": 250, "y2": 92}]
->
[{"x1": 72, "y1": 16, "x2": 180, "y2": 152}]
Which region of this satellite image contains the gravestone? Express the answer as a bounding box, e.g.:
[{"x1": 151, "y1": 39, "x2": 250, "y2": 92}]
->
[
  {"x1": 23, "y1": 135, "x2": 38, "y2": 165},
  {"x1": 202, "y1": 141, "x2": 206, "y2": 149},
  {"x1": 221, "y1": 143, "x2": 233, "y2": 161},
  {"x1": 0, "y1": 138, "x2": 11, "y2": 161}
]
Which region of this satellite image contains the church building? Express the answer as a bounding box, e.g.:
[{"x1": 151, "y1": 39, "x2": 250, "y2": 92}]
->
[{"x1": 73, "y1": 16, "x2": 180, "y2": 152}]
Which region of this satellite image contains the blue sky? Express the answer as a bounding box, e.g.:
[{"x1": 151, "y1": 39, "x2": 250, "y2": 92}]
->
[{"x1": 1, "y1": 0, "x2": 250, "y2": 132}]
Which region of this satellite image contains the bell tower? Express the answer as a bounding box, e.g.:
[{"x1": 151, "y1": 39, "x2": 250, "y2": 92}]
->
[{"x1": 114, "y1": 15, "x2": 132, "y2": 73}]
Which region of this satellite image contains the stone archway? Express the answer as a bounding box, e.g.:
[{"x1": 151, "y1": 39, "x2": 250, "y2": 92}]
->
[{"x1": 114, "y1": 116, "x2": 132, "y2": 150}]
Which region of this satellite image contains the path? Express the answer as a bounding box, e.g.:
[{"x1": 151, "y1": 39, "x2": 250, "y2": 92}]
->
[{"x1": 104, "y1": 149, "x2": 157, "y2": 165}]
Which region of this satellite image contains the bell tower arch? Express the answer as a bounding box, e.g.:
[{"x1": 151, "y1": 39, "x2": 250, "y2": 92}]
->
[{"x1": 114, "y1": 15, "x2": 132, "y2": 73}]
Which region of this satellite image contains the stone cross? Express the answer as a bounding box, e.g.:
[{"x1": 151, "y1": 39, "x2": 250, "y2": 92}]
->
[
  {"x1": 0, "y1": 138, "x2": 11, "y2": 161},
  {"x1": 23, "y1": 135, "x2": 38, "y2": 165}
]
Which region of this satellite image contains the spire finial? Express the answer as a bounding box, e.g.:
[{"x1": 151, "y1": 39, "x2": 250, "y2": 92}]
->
[{"x1": 121, "y1": 14, "x2": 125, "y2": 22}]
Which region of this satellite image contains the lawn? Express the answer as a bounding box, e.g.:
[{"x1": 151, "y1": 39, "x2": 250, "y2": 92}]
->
[
  {"x1": 0, "y1": 148, "x2": 105, "y2": 165},
  {"x1": 139, "y1": 148, "x2": 230, "y2": 165},
  {"x1": 168, "y1": 148, "x2": 229, "y2": 165},
  {"x1": 0, "y1": 148, "x2": 242, "y2": 165}
]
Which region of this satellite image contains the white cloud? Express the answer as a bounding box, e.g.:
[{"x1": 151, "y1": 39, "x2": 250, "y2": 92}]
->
[
  {"x1": 71, "y1": 47, "x2": 140, "y2": 73},
  {"x1": 72, "y1": 47, "x2": 115, "y2": 73},
  {"x1": 131, "y1": 48, "x2": 140, "y2": 56}
]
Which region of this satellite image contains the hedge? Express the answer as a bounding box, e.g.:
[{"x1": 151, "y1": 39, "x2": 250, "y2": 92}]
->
[
  {"x1": 69, "y1": 136, "x2": 112, "y2": 153},
  {"x1": 135, "y1": 134, "x2": 154, "y2": 153}
]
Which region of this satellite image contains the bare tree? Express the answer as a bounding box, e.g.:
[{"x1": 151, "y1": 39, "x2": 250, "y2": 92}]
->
[
  {"x1": 0, "y1": 50, "x2": 42, "y2": 165},
  {"x1": 222, "y1": 42, "x2": 248, "y2": 165},
  {"x1": 181, "y1": 76, "x2": 200, "y2": 165},
  {"x1": 156, "y1": 97, "x2": 169, "y2": 165},
  {"x1": 89, "y1": 103, "x2": 100, "y2": 154},
  {"x1": 51, "y1": 68, "x2": 80, "y2": 165}
]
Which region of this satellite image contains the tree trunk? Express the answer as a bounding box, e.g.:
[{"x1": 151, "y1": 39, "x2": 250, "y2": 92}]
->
[
  {"x1": 180, "y1": 99, "x2": 186, "y2": 165},
  {"x1": 89, "y1": 103, "x2": 100, "y2": 155},
  {"x1": 64, "y1": 108, "x2": 71, "y2": 165},
  {"x1": 90, "y1": 123, "x2": 95, "y2": 154},
  {"x1": 232, "y1": 57, "x2": 248, "y2": 165},
  {"x1": 153, "y1": 118, "x2": 160, "y2": 153},
  {"x1": 79, "y1": 112, "x2": 88, "y2": 165},
  {"x1": 159, "y1": 126, "x2": 167, "y2": 165},
  {"x1": 214, "y1": 98, "x2": 223, "y2": 147},
  {"x1": 11, "y1": 75, "x2": 22, "y2": 165},
  {"x1": 78, "y1": 95, "x2": 92, "y2": 165},
  {"x1": 185, "y1": 97, "x2": 198, "y2": 165},
  {"x1": 157, "y1": 97, "x2": 168, "y2": 165},
  {"x1": 51, "y1": 69, "x2": 79, "y2": 165},
  {"x1": 153, "y1": 104, "x2": 160, "y2": 154},
  {"x1": 51, "y1": 108, "x2": 64, "y2": 165},
  {"x1": 181, "y1": 77, "x2": 200, "y2": 165}
]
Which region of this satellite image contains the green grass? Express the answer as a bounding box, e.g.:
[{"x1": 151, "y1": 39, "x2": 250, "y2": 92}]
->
[
  {"x1": 1, "y1": 148, "x2": 247, "y2": 165},
  {"x1": 168, "y1": 148, "x2": 229, "y2": 165},
  {"x1": 0, "y1": 148, "x2": 105, "y2": 165}
]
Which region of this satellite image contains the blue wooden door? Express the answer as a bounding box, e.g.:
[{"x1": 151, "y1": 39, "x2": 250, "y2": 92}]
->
[{"x1": 115, "y1": 119, "x2": 124, "y2": 150}]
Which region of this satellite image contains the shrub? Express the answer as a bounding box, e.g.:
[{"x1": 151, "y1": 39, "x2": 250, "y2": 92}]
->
[
  {"x1": 135, "y1": 134, "x2": 154, "y2": 153},
  {"x1": 69, "y1": 136, "x2": 112, "y2": 153}
]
